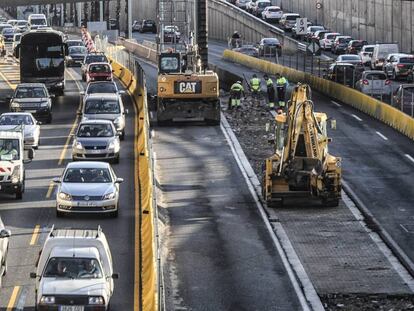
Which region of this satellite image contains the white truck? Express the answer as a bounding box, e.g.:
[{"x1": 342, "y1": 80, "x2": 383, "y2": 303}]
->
[
  {"x1": 30, "y1": 226, "x2": 118, "y2": 311},
  {"x1": 0, "y1": 128, "x2": 34, "y2": 199}
]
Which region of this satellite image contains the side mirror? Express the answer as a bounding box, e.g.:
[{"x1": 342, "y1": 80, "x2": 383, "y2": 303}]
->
[
  {"x1": 79, "y1": 91, "x2": 85, "y2": 95},
  {"x1": 118, "y1": 90, "x2": 125, "y2": 95},
  {"x1": 30, "y1": 272, "x2": 37, "y2": 279},
  {"x1": 0, "y1": 229, "x2": 11, "y2": 238},
  {"x1": 124, "y1": 109, "x2": 129, "y2": 115},
  {"x1": 49, "y1": 94, "x2": 55, "y2": 98},
  {"x1": 330, "y1": 119, "x2": 337, "y2": 130},
  {"x1": 112, "y1": 273, "x2": 119, "y2": 279},
  {"x1": 115, "y1": 178, "x2": 124, "y2": 183},
  {"x1": 52, "y1": 177, "x2": 61, "y2": 183}
]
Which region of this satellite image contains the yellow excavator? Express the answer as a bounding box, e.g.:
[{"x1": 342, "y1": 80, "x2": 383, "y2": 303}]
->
[{"x1": 263, "y1": 84, "x2": 342, "y2": 207}]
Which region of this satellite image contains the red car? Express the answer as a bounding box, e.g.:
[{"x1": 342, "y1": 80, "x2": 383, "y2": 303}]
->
[{"x1": 86, "y1": 62, "x2": 113, "y2": 83}]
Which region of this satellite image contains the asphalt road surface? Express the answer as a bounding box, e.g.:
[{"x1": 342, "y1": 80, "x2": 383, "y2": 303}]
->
[{"x1": 0, "y1": 63, "x2": 137, "y2": 310}]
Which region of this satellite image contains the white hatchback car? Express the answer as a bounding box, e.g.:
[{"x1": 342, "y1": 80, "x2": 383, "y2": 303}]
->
[
  {"x1": 355, "y1": 71, "x2": 392, "y2": 97},
  {"x1": 320, "y1": 32, "x2": 340, "y2": 50}
]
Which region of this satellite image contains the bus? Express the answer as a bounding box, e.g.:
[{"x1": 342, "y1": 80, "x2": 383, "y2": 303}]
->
[{"x1": 16, "y1": 29, "x2": 67, "y2": 95}]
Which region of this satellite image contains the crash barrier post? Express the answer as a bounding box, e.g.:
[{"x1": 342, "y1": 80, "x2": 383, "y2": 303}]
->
[
  {"x1": 223, "y1": 49, "x2": 414, "y2": 140},
  {"x1": 108, "y1": 54, "x2": 160, "y2": 310}
]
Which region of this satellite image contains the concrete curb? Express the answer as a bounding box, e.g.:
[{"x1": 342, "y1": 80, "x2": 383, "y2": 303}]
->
[{"x1": 342, "y1": 180, "x2": 414, "y2": 279}]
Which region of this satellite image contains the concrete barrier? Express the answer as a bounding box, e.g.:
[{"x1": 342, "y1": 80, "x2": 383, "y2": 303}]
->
[
  {"x1": 119, "y1": 38, "x2": 158, "y2": 63},
  {"x1": 110, "y1": 58, "x2": 158, "y2": 311},
  {"x1": 223, "y1": 49, "x2": 414, "y2": 140}
]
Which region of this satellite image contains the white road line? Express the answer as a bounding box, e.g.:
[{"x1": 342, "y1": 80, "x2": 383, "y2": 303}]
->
[
  {"x1": 351, "y1": 114, "x2": 363, "y2": 121},
  {"x1": 376, "y1": 131, "x2": 388, "y2": 141},
  {"x1": 405, "y1": 154, "x2": 414, "y2": 164},
  {"x1": 331, "y1": 100, "x2": 342, "y2": 107}
]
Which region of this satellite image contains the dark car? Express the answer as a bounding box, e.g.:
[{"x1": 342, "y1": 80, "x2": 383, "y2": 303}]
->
[
  {"x1": 392, "y1": 84, "x2": 414, "y2": 114},
  {"x1": 163, "y1": 25, "x2": 180, "y2": 43},
  {"x1": 233, "y1": 45, "x2": 259, "y2": 58},
  {"x1": 331, "y1": 36, "x2": 352, "y2": 55},
  {"x1": 65, "y1": 46, "x2": 88, "y2": 67},
  {"x1": 258, "y1": 38, "x2": 282, "y2": 57},
  {"x1": 346, "y1": 40, "x2": 368, "y2": 54},
  {"x1": 133, "y1": 20, "x2": 157, "y2": 33},
  {"x1": 324, "y1": 63, "x2": 364, "y2": 87},
  {"x1": 65, "y1": 39, "x2": 84, "y2": 48},
  {"x1": 1, "y1": 27, "x2": 15, "y2": 42}
]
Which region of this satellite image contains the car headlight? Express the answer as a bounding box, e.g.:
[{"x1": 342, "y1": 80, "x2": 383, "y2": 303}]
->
[
  {"x1": 58, "y1": 192, "x2": 72, "y2": 200},
  {"x1": 66, "y1": 56, "x2": 72, "y2": 60},
  {"x1": 108, "y1": 140, "x2": 119, "y2": 151},
  {"x1": 10, "y1": 101, "x2": 19, "y2": 108},
  {"x1": 74, "y1": 141, "x2": 83, "y2": 150},
  {"x1": 40, "y1": 101, "x2": 49, "y2": 107},
  {"x1": 88, "y1": 296, "x2": 104, "y2": 305},
  {"x1": 103, "y1": 192, "x2": 115, "y2": 200},
  {"x1": 40, "y1": 296, "x2": 55, "y2": 304},
  {"x1": 11, "y1": 165, "x2": 20, "y2": 183}
]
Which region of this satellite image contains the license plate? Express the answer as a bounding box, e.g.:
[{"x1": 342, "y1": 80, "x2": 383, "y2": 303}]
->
[
  {"x1": 26, "y1": 110, "x2": 37, "y2": 113},
  {"x1": 60, "y1": 306, "x2": 84, "y2": 311},
  {"x1": 77, "y1": 202, "x2": 96, "y2": 207},
  {"x1": 91, "y1": 150, "x2": 101, "y2": 154}
]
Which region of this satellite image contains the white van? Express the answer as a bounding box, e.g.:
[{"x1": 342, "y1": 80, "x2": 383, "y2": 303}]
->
[
  {"x1": 371, "y1": 43, "x2": 399, "y2": 70},
  {"x1": 30, "y1": 226, "x2": 118, "y2": 310},
  {"x1": 28, "y1": 14, "x2": 47, "y2": 30}
]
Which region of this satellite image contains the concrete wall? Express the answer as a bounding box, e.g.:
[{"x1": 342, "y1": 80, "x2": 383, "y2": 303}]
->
[{"x1": 281, "y1": 0, "x2": 414, "y2": 53}]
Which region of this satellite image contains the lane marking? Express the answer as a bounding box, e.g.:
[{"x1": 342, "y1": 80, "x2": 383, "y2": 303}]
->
[
  {"x1": 57, "y1": 69, "x2": 83, "y2": 166},
  {"x1": 376, "y1": 131, "x2": 388, "y2": 141},
  {"x1": 405, "y1": 154, "x2": 414, "y2": 164},
  {"x1": 351, "y1": 114, "x2": 363, "y2": 121},
  {"x1": 0, "y1": 67, "x2": 17, "y2": 90},
  {"x1": 6, "y1": 286, "x2": 20, "y2": 311},
  {"x1": 331, "y1": 100, "x2": 342, "y2": 107},
  {"x1": 29, "y1": 225, "x2": 41, "y2": 246},
  {"x1": 45, "y1": 181, "x2": 55, "y2": 199}
]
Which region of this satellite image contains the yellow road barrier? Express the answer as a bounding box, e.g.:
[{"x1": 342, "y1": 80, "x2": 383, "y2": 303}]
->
[{"x1": 223, "y1": 50, "x2": 414, "y2": 140}]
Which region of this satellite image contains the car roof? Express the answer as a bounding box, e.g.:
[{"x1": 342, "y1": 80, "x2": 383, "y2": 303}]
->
[
  {"x1": 50, "y1": 246, "x2": 100, "y2": 259},
  {"x1": 66, "y1": 161, "x2": 110, "y2": 169},
  {"x1": 79, "y1": 119, "x2": 113, "y2": 125},
  {"x1": 1, "y1": 112, "x2": 34, "y2": 116},
  {"x1": 66, "y1": 39, "x2": 82, "y2": 42},
  {"x1": 283, "y1": 13, "x2": 300, "y2": 16}
]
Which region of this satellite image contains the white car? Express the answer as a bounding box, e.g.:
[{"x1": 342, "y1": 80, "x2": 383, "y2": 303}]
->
[
  {"x1": 0, "y1": 216, "x2": 11, "y2": 287},
  {"x1": 54, "y1": 161, "x2": 123, "y2": 217},
  {"x1": 320, "y1": 32, "x2": 340, "y2": 50},
  {"x1": 261, "y1": 6, "x2": 283, "y2": 22},
  {"x1": 235, "y1": 0, "x2": 250, "y2": 10},
  {"x1": 355, "y1": 70, "x2": 392, "y2": 97},
  {"x1": 0, "y1": 113, "x2": 41, "y2": 149},
  {"x1": 31, "y1": 226, "x2": 118, "y2": 310},
  {"x1": 359, "y1": 45, "x2": 375, "y2": 66},
  {"x1": 246, "y1": 0, "x2": 258, "y2": 13}
]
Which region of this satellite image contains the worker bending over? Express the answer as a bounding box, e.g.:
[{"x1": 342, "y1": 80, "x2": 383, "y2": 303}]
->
[
  {"x1": 229, "y1": 80, "x2": 245, "y2": 110},
  {"x1": 263, "y1": 74, "x2": 276, "y2": 109}
]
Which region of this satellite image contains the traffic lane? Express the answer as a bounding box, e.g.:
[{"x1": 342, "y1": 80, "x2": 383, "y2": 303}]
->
[
  {"x1": 0, "y1": 68, "x2": 136, "y2": 309},
  {"x1": 0, "y1": 70, "x2": 81, "y2": 309},
  {"x1": 154, "y1": 125, "x2": 301, "y2": 310},
  {"x1": 310, "y1": 91, "x2": 414, "y2": 262}
]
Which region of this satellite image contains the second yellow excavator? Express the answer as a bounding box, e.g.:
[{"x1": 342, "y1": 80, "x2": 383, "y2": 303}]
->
[{"x1": 263, "y1": 84, "x2": 342, "y2": 207}]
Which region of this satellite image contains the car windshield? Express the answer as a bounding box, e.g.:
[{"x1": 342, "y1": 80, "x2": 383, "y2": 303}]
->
[
  {"x1": 327, "y1": 34, "x2": 338, "y2": 39},
  {"x1": 144, "y1": 20, "x2": 154, "y2": 25},
  {"x1": 31, "y1": 18, "x2": 46, "y2": 26},
  {"x1": 341, "y1": 55, "x2": 360, "y2": 61},
  {"x1": 263, "y1": 39, "x2": 279, "y2": 45},
  {"x1": 85, "y1": 99, "x2": 120, "y2": 114},
  {"x1": 0, "y1": 138, "x2": 20, "y2": 161},
  {"x1": 63, "y1": 167, "x2": 112, "y2": 183},
  {"x1": 311, "y1": 27, "x2": 323, "y2": 32},
  {"x1": 2, "y1": 28, "x2": 14, "y2": 34},
  {"x1": 365, "y1": 73, "x2": 386, "y2": 80},
  {"x1": 258, "y1": 2, "x2": 270, "y2": 8},
  {"x1": 17, "y1": 21, "x2": 27, "y2": 26},
  {"x1": 15, "y1": 87, "x2": 46, "y2": 98},
  {"x1": 286, "y1": 15, "x2": 299, "y2": 20},
  {"x1": 338, "y1": 38, "x2": 351, "y2": 43},
  {"x1": 67, "y1": 41, "x2": 83, "y2": 47},
  {"x1": 69, "y1": 46, "x2": 87, "y2": 54},
  {"x1": 43, "y1": 257, "x2": 103, "y2": 279},
  {"x1": 78, "y1": 123, "x2": 114, "y2": 137},
  {"x1": 364, "y1": 47, "x2": 374, "y2": 52},
  {"x1": 87, "y1": 83, "x2": 117, "y2": 94},
  {"x1": 90, "y1": 64, "x2": 110, "y2": 73},
  {"x1": 160, "y1": 56, "x2": 179, "y2": 71},
  {"x1": 379, "y1": 46, "x2": 398, "y2": 57},
  {"x1": 0, "y1": 115, "x2": 34, "y2": 125},
  {"x1": 269, "y1": 8, "x2": 280, "y2": 12},
  {"x1": 86, "y1": 55, "x2": 108, "y2": 64},
  {"x1": 352, "y1": 41, "x2": 363, "y2": 47},
  {"x1": 400, "y1": 58, "x2": 414, "y2": 64}
]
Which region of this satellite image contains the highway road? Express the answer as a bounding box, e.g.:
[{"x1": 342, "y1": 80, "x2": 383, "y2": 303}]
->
[
  {"x1": 0, "y1": 60, "x2": 137, "y2": 310},
  {"x1": 133, "y1": 31, "x2": 414, "y2": 273}
]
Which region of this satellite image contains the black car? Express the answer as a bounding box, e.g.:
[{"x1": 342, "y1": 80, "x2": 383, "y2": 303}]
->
[
  {"x1": 133, "y1": 20, "x2": 157, "y2": 33},
  {"x1": 324, "y1": 63, "x2": 364, "y2": 87},
  {"x1": 331, "y1": 36, "x2": 352, "y2": 55},
  {"x1": 233, "y1": 45, "x2": 259, "y2": 58},
  {"x1": 346, "y1": 40, "x2": 368, "y2": 55},
  {"x1": 258, "y1": 38, "x2": 282, "y2": 57},
  {"x1": 66, "y1": 46, "x2": 88, "y2": 67}
]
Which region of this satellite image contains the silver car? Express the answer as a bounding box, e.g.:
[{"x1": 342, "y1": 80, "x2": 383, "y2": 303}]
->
[
  {"x1": 81, "y1": 81, "x2": 125, "y2": 97},
  {"x1": 72, "y1": 119, "x2": 120, "y2": 163},
  {"x1": 53, "y1": 161, "x2": 123, "y2": 217},
  {"x1": 355, "y1": 71, "x2": 392, "y2": 97},
  {"x1": 0, "y1": 216, "x2": 11, "y2": 287},
  {"x1": 80, "y1": 93, "x2": 127, "y2": 140},
  {"x1": 0, "y1": 112, "x2": 41, "y2": 149}
]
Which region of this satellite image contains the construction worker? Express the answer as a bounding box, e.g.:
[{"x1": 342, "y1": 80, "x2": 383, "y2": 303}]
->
[
  {"x1": 250, "y1": 74, "x2": 261, "y2": 105},
  {"x1": 276, "y1": 73, "x2": 288, "y2": 113},
  {"x1": 263, "y1": 74, "x2": 275, "y2": 109},
  {"x1": 229, "y1": 80, "x2": 245, "y2": 110}
]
